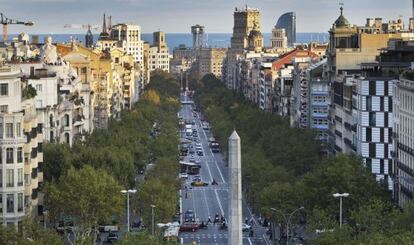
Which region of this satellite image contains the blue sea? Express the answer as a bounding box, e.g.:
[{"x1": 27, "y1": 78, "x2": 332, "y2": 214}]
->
[{"x1": 6, "y1": 33, "x2": 329, "y2": 52}]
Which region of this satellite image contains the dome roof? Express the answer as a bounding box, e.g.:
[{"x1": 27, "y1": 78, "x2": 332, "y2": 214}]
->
[{"x1": 334, "y1": 7, "x2": 351, "y2": 28}]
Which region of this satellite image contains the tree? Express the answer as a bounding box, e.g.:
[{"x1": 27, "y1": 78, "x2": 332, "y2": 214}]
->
[
  {"x1": 45, "y1": 165, "x2": 123, "y2": 244},
  {"x1": 0, "y1": 218, "x2": 62, "y2": 245}
]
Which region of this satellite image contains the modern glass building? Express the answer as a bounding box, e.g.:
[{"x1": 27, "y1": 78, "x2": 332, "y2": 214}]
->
[{"x1": 276, "y1": 12, "x2": 296, "y2": 47}]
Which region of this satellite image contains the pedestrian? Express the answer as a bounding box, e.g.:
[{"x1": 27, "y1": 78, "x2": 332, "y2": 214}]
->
[
  {"x1": 249, "y1": 227, "x2": 254, "y2": 237},
  {"x1": 185, "y1": 192, "x2": 188, "y2": 199},
  {"x1": 207, "y1": 215, "x2": 212, "y2": 225},
  {"x1": 245, "y1": 217, "x2": 248, "y2": 224}
]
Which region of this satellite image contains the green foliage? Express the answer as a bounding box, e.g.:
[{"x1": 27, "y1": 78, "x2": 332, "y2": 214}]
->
[
  {"x1": 0, "y1": 218, "x2": 62, "y2": 245},
  {"x1": 22, "y1": 84, "x2": 37, "y2": 99},
  {"x1": 196, "y1": 74, "x2": 404, "y2": 244},
  {"x1": 45, "y1": 164, "x2": 124, "y2": 243},
  {"x1": 43, "y1": 71, "x2": 181, "y2": 243}
]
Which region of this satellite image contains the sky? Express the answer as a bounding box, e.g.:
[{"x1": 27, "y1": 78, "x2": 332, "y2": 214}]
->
[{"x1": 1, "y1": 0, "x2": 412, "y2": 34}]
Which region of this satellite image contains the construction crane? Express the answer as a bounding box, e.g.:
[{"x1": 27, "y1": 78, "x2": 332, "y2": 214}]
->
[
  {"x1": 64, "y1": 24, "x2": 100, "y2": 31},
  {"x1": 0, "y1": 13, "x2": 34, "y2": 43}
]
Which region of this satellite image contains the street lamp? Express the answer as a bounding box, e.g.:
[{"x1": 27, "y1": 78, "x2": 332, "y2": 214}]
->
[
  {"x1": 332, "y1": 193, "x2": 349, "y2": 228},
  {"x1": 270, "y1": 206, "x2": 304, "y2": 245},
  {"x1": 150, "y1": 204, "x2": 156, "y2": 236},
  {"x1": 121, "y1": 189, "x2": 137, "y2": 232}
]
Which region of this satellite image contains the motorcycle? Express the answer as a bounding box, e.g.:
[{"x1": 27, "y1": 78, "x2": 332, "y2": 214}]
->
[{"x1": 198, "y1": 222, "x2": 208, "y2": 230}]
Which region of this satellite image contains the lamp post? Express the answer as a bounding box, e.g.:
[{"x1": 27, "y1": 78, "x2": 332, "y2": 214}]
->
[
  {"x1": 270, "y1": 206, "x2": 304, "y2": 245},
  {"x1": 332, "y1": 193, "x2": 349, "y2": 228},
  {"x1": 150, "y1": 204, "x2": 156, "y2": 236},
  {"x1": 121, "y1": 189, "x2": 137, "y2": 232}
]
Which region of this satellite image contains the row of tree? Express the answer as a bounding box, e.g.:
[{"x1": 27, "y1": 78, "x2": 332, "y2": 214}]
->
[
  {"x1": 40, "y1": 71, "x2": 181, "y2": 244},
  {"x1": 192, "y1": 74, "x2": 414, "y2": 244}
]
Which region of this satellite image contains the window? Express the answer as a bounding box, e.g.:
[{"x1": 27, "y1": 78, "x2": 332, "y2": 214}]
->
[
  {"x1": 366, "y1": 128, "x2": 372, "y2": 142},
  {"x1": 17, "y1": 193, "x2": 23, "y2": 212},
  {"x1": 0, "y1": 105, "x2": 7, "y2": 113},
  {"x1": 6, "y1": 194, "x2": 13, "y2": 213},
  {"x1": 16, "y1": 123, "x2": 21, "y2": 137},
  {"x1": 64, "y1": 114, "x2": 70, "y2": 127},
  {"x1": 65, "y1": 133, "x2": 70, "y2": 144},
  {"x1": 5, "y1": 123, "x2": 13, "y2": 138},
  {"x1": 17, "y1": 147, "x2": 22, "y2": 163},
  {"x1": 0, "y1": 84, "x2": 8, "y2": 96},
  {"x1": 0, "y1": 169, "x2": 2, "y2": 187},
  {"x1": 35, "y1": 84, "x2": 42, "y2": 92},
  {"x1": 6, "y1": 169, "x2": 13, "y2": 187},
  {"x1": 0, "y1": 194, "x2": 2, "y2": 213},
  {"x1": 0, "y1": 118, "x2": 3, "y2": 139},
  {"x1": 6, "y1": 148, "x2": 13, "y2": 163},
  {"x1": 369, "y1": 112, "x2": 376, "y2": 127},
  {"x1": 17, "y1": 168, "x2": 23, "y2": 186}
]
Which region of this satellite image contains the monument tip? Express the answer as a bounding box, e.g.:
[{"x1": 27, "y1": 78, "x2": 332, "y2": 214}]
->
[{"x1": 229, "y1": 130, "x2": 240, "y2": 140}]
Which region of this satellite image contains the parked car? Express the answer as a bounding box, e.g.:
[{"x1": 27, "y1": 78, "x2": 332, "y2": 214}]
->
[
  {"x1": 196, "y1": 150, "x2": 204, "y2": 156},
  {"x1": 179, "y1": 173, "x2": 189, "y2": 179},
  {"x1": 106, "y1": 231, "x2": 119, "y2": 243}
]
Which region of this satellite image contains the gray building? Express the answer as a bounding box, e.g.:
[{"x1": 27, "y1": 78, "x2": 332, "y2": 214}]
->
[{"x1": 275, "y1": 12, "x2": 296, "y2": 47}]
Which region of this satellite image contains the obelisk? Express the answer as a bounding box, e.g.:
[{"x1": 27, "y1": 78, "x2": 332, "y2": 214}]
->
[{"x1": 228, "y1": 130, "x2": 242, "y2": 245}]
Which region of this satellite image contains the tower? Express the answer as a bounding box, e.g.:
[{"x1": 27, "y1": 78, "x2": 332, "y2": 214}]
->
[
  {"x1": 191, "y1": 25, "x2": 205, "y2": 49},
  {"x1": 230, "y1": 6, "x2": 261, "y2": 51},
  {"x1": 99, "y1": 13, "x2": 110, "y2": 40},
  {"x1": 228, "y1": 130, "x2": 242, "y2": 245},
  {"x1": 153, "y1": 31, "x2": 166, "y2": 50},
  {"x1": 85, "y1": 25, "x2": 93, "y2": 48},
  {"x1": 275, "y1": 12, "x2": 296, "y2": 47},
  {"x1": 248, "y1": 21, "x2": 263, "y2": 52}
]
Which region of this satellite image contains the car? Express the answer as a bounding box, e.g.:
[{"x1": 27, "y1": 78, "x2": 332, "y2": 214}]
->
[
  {"x1": 242, "y1": 224, "x2": 251, "y2": 232},
  {"x1": 191, "y1": 181, "x2": 208, "y2": 187},
  {"x1": 106, "y1": 231, "x2": 119, "y2": 243},
  {"x1": 189, "y1": 157, "x2": 195, "y2": 162},
  {"x1": 189, "y1": 149, "x2": 195, "y2": 154},
  {"x1": 184, "y1": 210, "x2": 195, "y2": 222},
  {"x1": 192, "y1": 175, "x2": 201, "y2": 182},
  {"x1": 180, "y1": 222, "x2": 199, "y2": 232},
  {"x1": 197, "y1": 151, "x2": 204, "y2": 156},
  {"x1": 179, "y1": 173, "x2": 189, "y2": 179},
  {"x1": 191, "y1": 120, "x2": 195, "y2": 125},
  {"x1": 195, "y1": 143, "x2": 202, "y2": 147}
]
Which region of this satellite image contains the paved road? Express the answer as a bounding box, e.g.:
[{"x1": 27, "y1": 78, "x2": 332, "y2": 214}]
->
[{"x1": 179, "y1": 94, "x2": 270, "y2": 245}]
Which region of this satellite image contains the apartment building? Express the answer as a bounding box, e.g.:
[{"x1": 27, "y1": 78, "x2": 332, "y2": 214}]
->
[
  {"x1": 0, "y1": 64, "x2": 44, "y2": 227},
  {"x1": 195, "y1": 48, "x2": 227, "y2": 78},
  {"x1": 146, "y1": 32, "x2": 170, "y2": 75}
]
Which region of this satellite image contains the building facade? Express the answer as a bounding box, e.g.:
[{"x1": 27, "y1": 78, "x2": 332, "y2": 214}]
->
[{"x1": 275, "y1": 12, "x2": 296, "y2": 47}]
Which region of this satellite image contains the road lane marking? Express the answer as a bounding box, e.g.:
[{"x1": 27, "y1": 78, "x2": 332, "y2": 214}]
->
[
  {"x1": 247, "y1": 237, "x2": 253, "y2": 245},
  {"x1": 214, "y1": 189, "x2": 224, "y2": 215},
  {"x1": 201, "y1": 123, "x2": 226, "y2": 184},
  {"x1": 202, "y1": 188, "x2": 211, "y2": 217}
]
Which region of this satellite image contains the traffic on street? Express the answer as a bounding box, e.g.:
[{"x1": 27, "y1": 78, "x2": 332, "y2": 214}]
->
[{"x1": 178, "y1": 93, "x2": 271, "y2": 245}]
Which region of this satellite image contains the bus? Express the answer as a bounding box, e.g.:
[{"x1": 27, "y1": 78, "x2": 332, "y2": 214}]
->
[{"x1": 180, "y1": 161, "x2": 201, "y2": 175}]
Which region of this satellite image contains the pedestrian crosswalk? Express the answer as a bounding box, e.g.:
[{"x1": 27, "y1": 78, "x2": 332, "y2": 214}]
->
[{"x1": 180, "y1": 233, "x2": 264, "y2": 241}]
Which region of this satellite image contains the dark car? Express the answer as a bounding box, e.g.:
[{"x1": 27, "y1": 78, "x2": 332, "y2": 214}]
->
[
  {"x1": 180, "y1": 222, "x2": 199, "y2": 232},
  {"x1": 196, "y1": 150, "x2": 203, "y2": 156},
  {"x1": 184, "y1": 210, "x2": 195, "y2": 222},
  {"x1": 106, "y1": 231, "x2": 119, "y2": 243}
]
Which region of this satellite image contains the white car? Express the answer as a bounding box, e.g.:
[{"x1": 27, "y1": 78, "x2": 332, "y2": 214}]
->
[{"x1": 179, "y1": 173, "x2": 188, "y2": 179}]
